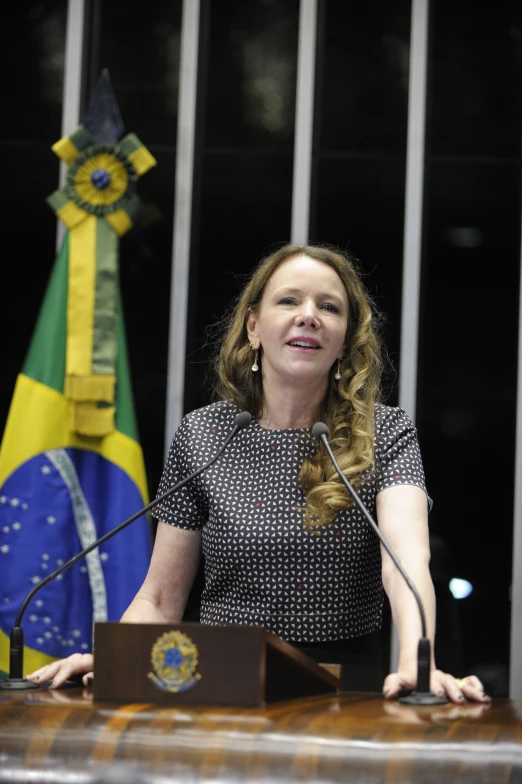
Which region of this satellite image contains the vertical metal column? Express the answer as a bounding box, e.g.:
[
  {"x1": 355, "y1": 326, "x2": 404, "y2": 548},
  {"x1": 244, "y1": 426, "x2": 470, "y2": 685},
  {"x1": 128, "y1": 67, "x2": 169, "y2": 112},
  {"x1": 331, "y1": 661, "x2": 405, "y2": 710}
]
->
[
  {"x1": 164, "y1": 0, "x2": 201, "y2": 447},
  {"x1": 290, "y1": 0, "x2": 318, "y2": 245},
  {"x1": 56, "y1": 0, "x2": 86, "y2": 250},
  {"x1": 392, "y1": 0, "x2": 430, "y2": 672},
  {"x1": 510, "y1": 238, "x2": 522, "y2": 699}
]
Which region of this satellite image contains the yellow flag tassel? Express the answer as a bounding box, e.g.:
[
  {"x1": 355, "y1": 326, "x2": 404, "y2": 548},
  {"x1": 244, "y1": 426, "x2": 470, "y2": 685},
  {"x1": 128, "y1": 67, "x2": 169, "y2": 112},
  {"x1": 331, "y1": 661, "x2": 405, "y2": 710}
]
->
[
  {"x1": 69, "y1": 402, "x2": 115, "y2": 437},
  {"x1": 64, "y1": 374, "x2": 115, "y2": 403}
]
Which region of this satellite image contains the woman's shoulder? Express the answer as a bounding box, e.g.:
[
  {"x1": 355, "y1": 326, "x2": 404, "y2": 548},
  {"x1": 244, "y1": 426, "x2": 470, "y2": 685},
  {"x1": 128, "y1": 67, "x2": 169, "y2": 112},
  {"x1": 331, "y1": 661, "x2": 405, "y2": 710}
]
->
[
  {"x1": 169, "y1": 401, "x2": 242, "y2": 456},
  {"x1": 374, "y1": 403, "x2": 416, "y2": 436},
  {"x1": 181, "y1": 400, "x2": 241, "y2": 431}
]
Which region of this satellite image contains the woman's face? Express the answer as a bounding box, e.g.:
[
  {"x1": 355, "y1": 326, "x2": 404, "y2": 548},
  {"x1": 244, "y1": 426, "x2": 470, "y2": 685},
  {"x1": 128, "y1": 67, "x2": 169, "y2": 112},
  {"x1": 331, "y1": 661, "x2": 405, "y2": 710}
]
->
[{"x1": 246, "y1": 254, "x2": 348, "y2": 388}]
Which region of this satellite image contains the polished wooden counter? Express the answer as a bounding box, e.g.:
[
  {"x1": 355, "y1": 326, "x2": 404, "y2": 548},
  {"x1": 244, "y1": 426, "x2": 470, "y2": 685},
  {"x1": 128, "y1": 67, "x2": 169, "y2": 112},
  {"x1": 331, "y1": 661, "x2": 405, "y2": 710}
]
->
[{"x1": 1, "y1": 688, "x2": 521, "y2": 783}]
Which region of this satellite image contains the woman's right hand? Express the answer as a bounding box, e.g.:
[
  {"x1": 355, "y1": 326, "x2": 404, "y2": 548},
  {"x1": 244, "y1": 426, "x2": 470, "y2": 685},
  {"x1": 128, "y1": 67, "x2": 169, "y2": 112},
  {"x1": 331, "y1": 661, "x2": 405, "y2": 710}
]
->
[{"x1": 25, "y1": 653, "x2": 94, "y2": 689}]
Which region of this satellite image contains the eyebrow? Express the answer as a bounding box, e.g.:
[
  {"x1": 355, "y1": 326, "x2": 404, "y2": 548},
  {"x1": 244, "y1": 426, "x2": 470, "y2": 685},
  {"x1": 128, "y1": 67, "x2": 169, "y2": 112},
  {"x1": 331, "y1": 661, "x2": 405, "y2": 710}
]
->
[{"x1": 273, "y1": 287, "x2": 346, "y2": 306}]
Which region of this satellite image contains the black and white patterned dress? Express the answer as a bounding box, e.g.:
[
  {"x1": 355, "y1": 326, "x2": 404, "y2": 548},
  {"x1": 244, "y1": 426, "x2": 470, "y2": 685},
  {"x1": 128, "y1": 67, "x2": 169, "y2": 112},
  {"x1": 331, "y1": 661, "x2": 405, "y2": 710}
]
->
[{"x1": 154, "y1": 401, "x2": 429, "y2": 644}]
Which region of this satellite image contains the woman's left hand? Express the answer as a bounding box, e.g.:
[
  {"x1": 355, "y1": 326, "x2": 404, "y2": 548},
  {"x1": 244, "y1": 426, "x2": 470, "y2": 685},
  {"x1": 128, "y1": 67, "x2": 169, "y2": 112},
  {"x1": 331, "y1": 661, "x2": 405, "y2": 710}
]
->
[{"x1": 383, "y1": 668, "x2": 491, "y2": 704}]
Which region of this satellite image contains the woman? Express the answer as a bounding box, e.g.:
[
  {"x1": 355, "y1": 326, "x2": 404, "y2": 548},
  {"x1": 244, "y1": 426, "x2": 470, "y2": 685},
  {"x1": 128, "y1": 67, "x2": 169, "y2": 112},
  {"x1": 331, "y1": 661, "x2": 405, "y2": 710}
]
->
[{"x1": 27, "y1": 244, "x2": 488, "y2": 704}]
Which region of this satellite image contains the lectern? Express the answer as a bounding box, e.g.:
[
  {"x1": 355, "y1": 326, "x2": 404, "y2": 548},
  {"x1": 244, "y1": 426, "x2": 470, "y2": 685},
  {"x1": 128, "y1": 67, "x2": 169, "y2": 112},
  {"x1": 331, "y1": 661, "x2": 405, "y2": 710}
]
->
[{"x1": 93, "y1": 622, "x2": 340, "y2": 706}]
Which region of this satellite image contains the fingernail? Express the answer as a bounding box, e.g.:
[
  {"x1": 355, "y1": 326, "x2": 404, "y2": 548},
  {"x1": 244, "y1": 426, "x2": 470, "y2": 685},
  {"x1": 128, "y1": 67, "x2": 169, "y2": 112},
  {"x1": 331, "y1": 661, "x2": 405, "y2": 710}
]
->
[
  {"x1": 438, "y1": 690, "x2": 445, "y2": 696},
  {"x1": 33, "y1": 675, "x2": 39, "y2": 682},
  {"x1": 483, "y1": 692, "x2": 490, "y2": 699},
  {"x1": 457, "y1": 695, "x2": 465, "y2": 701},
  {"x1": 87, "y1": 677, "x2": 93, "y2": 686}
]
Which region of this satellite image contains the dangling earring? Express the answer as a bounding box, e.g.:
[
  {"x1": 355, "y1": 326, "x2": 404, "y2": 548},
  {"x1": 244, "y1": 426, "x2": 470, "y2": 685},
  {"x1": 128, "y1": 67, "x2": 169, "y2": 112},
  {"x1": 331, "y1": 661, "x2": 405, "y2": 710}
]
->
[
  {"x1": 251, "y1": 348, "x2": 259, "y2": 373},
  {"x1": 334, "y1": 358, "x2": 342, "y2": 380}
]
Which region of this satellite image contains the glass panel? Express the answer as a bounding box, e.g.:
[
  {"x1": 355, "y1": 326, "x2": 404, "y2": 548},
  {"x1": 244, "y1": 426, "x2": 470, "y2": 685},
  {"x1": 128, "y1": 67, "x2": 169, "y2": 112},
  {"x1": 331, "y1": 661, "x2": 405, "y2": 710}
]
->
[
  {"x1": 318, "y1": 0, "x2": 411, "y2": 153},
  {"x1": 430, "y1": 0, "x2": 522, "y2": 158},
  {"x1": 184, "y1": 150, "x2": 294, "y2": 413},
  {"x1": 0, "y1": 145, "x2": 62, "y2": 436},
  {"x1": 204, "y1": 0, "x2": 299, "y2": 150},
  {"x1": 312, "y1": 0, "x2": 411, "y2": 402},
  {"x1": 313, "y1": 156, "x2": 406, "y2": 401},
  {"x1": 1, "y1": 1, "x2": 66, "y2": 140},
  {"x1": 119, "y1": 148, "x2": 176, "y2": 489},
  {"x1": 183, "y1": 0, "x2": 299, "y2": 412},
  {"x1": 92, "y1": 1, "x2": 182, "y2": 490},
  {"x1": 417, "y1": 161, "x2": 520, "y2": 695},
  {"x1": 0, "y1": 0, "x2": 66, "y2": 437},
  {"x1": 94, "y1": 0, "x2": 182, "y2": 146}
]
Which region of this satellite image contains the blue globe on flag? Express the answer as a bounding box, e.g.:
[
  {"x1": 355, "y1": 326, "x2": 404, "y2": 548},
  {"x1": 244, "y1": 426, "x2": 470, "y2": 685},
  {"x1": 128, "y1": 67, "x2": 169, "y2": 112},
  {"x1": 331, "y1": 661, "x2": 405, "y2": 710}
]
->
[{"x1": 0, "y1": 448, "x2": 150, "y2": 660}]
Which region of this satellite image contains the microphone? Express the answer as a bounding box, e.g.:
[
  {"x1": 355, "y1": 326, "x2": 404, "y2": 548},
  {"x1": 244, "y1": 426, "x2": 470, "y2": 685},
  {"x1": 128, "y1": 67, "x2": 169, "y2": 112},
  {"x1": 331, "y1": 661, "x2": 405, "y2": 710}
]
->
[
  {"x1": 0, "y1": 410, "x2": 252, "y2": 691},
  {"x1": 312, "y1": 421, "x2": 447, "y2": 705}
]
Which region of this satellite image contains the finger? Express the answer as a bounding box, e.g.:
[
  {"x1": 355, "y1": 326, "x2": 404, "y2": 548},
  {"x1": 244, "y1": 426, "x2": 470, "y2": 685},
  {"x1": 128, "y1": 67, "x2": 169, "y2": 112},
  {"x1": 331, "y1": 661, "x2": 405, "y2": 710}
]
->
[
  {"x1": 382, "y1": 673, "x2": 402, "y2": 699},
  {"x1": 49, "y1": 654, "x2": 93, "y2": 689},
  {"x1": 428, "y1": 673, "x2": 450, "y2": 700},
  {"x1": 435, "y1": 673, "x2": 484, "y2": 704},
  {"x1": 442, "y1": 675, "x2": 491, "y2": 703},
  {"x1": 461, "y1": 675, "x2": 482, "y2": 689},
  {"x1": 441, "y1": 675, "x2": 467, "y2": 704},
  {"x1": 460, "y1": 676, "x2": 491, "y2": 703},
  {"x1": 82, "y1": 671, "x2": 94, "y2": 688},
  {"x1": 26, "y1": 661, "x2": 64, "y2": 683},
  {"x1": 48, "y1": 665, "x2": 76, "y2": 689}
]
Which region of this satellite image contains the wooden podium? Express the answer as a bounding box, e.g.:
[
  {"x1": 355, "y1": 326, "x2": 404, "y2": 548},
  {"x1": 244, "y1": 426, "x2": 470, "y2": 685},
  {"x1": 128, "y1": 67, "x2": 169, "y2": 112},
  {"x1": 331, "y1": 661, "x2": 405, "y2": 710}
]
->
[{"x1": 93, "y1": 622, "x2": 340, "y2": 706}]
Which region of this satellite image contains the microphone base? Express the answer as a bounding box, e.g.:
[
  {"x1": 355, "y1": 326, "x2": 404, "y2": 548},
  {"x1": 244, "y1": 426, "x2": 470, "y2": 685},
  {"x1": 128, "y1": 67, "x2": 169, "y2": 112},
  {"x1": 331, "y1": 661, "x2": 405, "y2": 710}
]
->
[
  {"x1": 399, "y1": 690, "x2": 449, "y2": 705},
  {"x1": 0, "y1": 677, "x2": 40, "y2": 691}
]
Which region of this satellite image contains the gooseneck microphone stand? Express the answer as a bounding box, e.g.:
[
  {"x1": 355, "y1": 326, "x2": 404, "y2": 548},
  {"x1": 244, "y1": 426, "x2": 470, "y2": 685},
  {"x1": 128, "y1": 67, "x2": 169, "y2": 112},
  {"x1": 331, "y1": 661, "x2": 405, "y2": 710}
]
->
[
  {"x1": 0, "y1": 411, "x2": 253, "y2": 690},
  {"x1": 312, "y1": 422, "x2": 447, "y2": 705}
]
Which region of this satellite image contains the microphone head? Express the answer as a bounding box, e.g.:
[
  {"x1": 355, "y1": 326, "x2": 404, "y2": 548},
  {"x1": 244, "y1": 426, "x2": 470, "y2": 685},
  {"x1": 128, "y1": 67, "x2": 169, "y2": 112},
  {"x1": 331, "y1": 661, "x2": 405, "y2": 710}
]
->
[
  {"x1": 234, "y1": 411, "x2": 253, "y2": 430},
  {"x1": 312, "y1": 421, "x2": 329, "y2": 440}
]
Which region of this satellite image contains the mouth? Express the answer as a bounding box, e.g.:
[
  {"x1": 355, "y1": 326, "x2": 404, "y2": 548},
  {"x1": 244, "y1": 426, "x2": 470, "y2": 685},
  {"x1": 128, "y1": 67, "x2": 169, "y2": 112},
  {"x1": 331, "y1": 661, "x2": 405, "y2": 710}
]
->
[{"x1": 287, "y1": 339, "x2": 321, "y2": 351}]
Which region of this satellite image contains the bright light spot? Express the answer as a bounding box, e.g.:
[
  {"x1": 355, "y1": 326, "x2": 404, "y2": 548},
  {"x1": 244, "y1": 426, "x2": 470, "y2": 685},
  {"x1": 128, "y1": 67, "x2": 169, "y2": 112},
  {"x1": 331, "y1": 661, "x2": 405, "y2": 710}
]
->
[{"x1": 449, "y1": 578, "x2": 473, "y2": 599}]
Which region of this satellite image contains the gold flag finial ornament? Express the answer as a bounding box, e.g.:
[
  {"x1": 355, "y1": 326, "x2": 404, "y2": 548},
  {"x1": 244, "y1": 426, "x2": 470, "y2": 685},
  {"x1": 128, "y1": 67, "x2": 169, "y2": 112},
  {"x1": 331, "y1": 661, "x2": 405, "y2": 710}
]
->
[{"x1": 46, "y1": 73, "x2": 156, "y2": 437}]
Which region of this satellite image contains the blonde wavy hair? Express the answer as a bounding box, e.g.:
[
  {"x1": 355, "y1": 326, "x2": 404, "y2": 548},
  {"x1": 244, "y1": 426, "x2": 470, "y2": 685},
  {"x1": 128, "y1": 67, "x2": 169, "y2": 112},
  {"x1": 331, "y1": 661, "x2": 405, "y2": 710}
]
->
[{"x1": 215, "y1": 244, "x2": 383, "y2": 530}]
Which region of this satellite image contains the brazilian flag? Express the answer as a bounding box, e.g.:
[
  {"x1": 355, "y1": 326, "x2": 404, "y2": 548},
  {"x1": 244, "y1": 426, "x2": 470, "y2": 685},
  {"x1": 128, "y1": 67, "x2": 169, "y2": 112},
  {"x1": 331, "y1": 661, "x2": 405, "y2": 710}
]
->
[{"x1": 0, "y1": 234, "x2": 151, "y2": 677}]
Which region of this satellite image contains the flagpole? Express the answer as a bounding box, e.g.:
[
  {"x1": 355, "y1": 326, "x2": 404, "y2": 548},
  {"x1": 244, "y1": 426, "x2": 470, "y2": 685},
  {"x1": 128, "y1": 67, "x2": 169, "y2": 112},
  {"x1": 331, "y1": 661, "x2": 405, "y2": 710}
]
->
[
  {"x1": 291, "y1": 0, "x2": 318, "y2": 245},
  {"x1": 57, "y1": 0, "x2": 87, "y2": 252},
  {"x1": 165, "y1": 0, "x2": 201, "y2": 449},
  {"x1": 393, "y1": 0, "x2": 430, "y2": 672}
]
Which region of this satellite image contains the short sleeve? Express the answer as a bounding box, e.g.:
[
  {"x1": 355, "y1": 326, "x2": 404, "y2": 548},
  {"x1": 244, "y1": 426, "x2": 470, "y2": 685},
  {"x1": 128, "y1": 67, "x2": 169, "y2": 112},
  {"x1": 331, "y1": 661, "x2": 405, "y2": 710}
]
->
[
  {"x1": 153, "y1": 416, "x2": 209, "y2": 530},
  {"x1": 375, "y1": 406, "x2": 432, "y2": 509}
]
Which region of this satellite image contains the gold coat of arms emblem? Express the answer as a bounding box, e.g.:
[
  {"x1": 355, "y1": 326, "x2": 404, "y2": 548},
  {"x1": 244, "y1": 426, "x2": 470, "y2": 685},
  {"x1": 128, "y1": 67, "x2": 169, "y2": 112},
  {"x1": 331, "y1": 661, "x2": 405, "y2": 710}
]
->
[{"x1": 148, "y1": 630, "x2": 201, "y2": 693}]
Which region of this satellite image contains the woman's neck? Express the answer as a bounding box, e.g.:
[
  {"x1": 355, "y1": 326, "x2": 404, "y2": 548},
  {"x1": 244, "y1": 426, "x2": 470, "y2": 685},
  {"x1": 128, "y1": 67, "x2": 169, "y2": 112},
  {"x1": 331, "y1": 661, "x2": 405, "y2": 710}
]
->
[{"x1": 256, "y1": 378, "x2": 327, "y2": 430}]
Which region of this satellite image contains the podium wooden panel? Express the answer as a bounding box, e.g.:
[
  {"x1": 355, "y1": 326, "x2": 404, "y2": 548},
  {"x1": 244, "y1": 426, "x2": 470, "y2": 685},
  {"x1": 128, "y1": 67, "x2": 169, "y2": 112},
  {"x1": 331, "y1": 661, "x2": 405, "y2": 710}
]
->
[
  {"x1": 1, "y1": 688, "x2": 521, "y2": 783},
  {"x1": 93, "y1": 622, "x2": 340, "y2": 706}
]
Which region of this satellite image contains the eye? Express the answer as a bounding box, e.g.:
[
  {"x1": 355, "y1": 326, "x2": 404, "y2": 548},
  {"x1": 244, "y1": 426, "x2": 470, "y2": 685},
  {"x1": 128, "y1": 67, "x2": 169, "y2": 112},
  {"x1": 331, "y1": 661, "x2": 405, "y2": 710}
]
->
[
  {"x1": 278, "y1": 297, "x2": 296, "y2": 305},
  {"x1": 321, "y1": 302, "x2": 340, "y2": 314}
]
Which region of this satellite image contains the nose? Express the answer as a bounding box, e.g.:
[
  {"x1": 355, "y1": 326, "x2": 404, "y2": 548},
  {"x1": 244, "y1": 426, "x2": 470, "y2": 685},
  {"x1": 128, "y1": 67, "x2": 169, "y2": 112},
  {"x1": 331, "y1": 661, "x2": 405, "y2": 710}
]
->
[{"x1": 295, "y1": 300, "x2": 320, "y2": 328}]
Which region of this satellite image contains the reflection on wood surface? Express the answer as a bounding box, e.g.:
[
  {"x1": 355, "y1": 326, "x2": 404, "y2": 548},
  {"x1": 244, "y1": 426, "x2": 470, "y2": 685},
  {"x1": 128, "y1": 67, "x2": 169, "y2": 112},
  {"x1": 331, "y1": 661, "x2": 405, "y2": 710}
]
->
[{"x1": 1, "y1": 689, "x2": 521, "y2": 783}]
